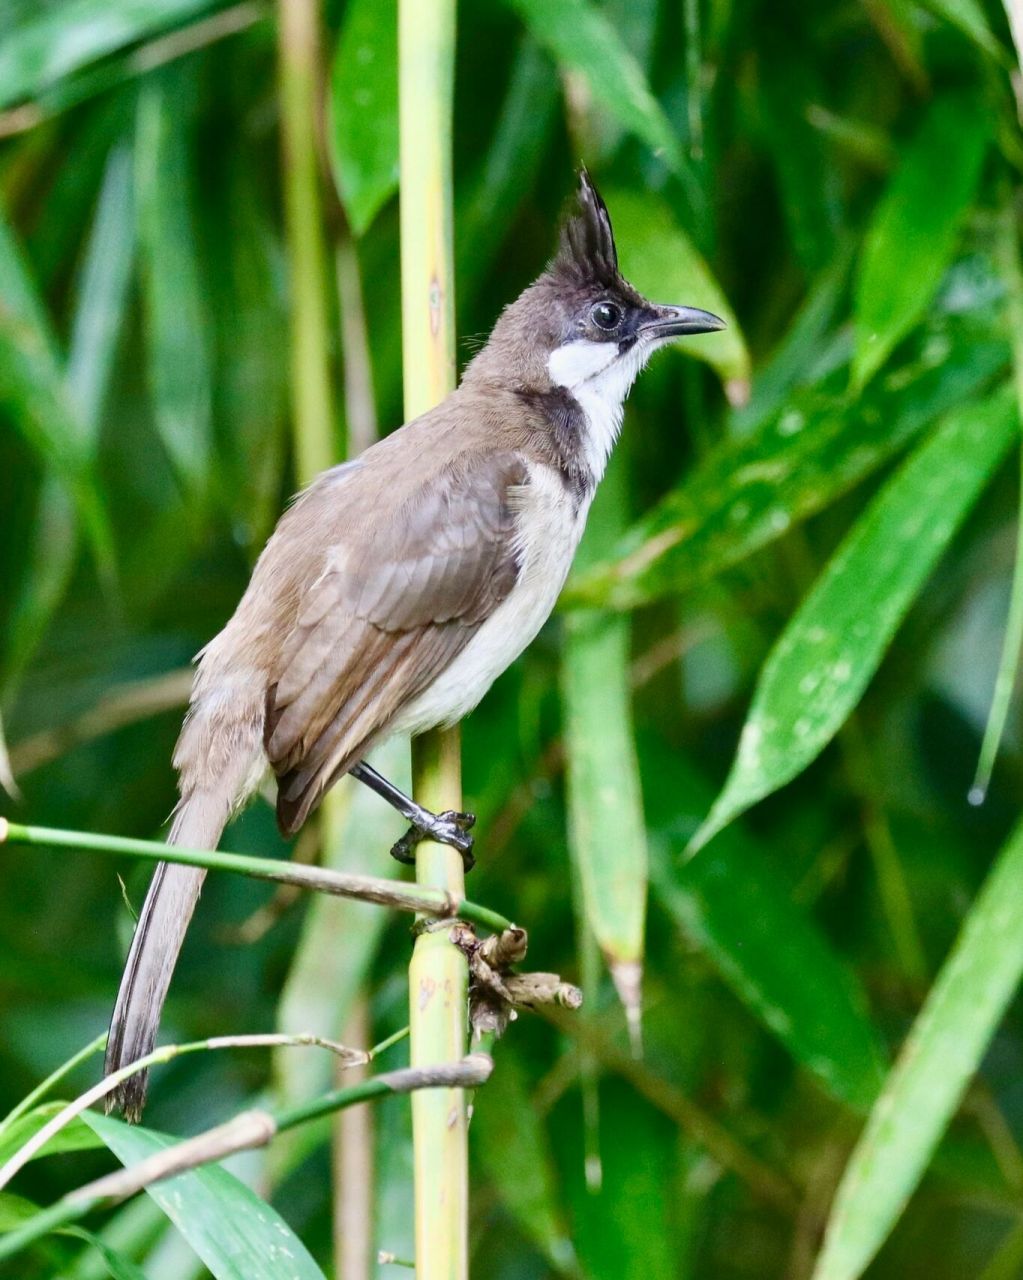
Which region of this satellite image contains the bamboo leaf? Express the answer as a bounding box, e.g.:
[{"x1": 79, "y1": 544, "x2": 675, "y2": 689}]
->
[
  {"x1": 566, "y1": 330, "x2": 1007, "y2": 611},
  {"x1": 0, "y1": 205, "x2": 112, "y2": 574},
  {"x1": 693, "y1": 384, "x2": 1017, "y2": 850},
  {"x1": 5, "y1": 141, "x2": 135, "y2": 690},
  {"x1": 919, "y1": 0, "x2": 1004, "y2": 58},
  {"x1": 504, "y1": 0, "x2": 689, "y2": 181},
  {"x1": 0, "y1": 1192, "x2": 38, "y2": 1230},
  {"x1": 812, "y1": 817, "x2": 1023, "y2": 1280},
  {"x1": 969, "y1": 199, "x2": 1023, "y2": 803},
  {"x1": 0, "y1": 0, "x2": 220, "y2": 110},
  {"x1": 68, "y1": 140, "x2": 135, "y2": 438},
  {"x1": 135, "y1": 71, "x2": 213, "y2": 490},
  {"x1": 563, "y1": 460, "x2": 647, "y2": 1026},
  {"x1": 82, "y1": 1112, "x2": 328, "y2": 1280},
  {"x1": 0, "y1": 1103, "x2": 105, "y2": 1167},
  {"x1": 328, "y1": 0, "x2": 399, "y2": 236},
  {"x1": 1005, "y1": 0, "x2": 1023, "y2": 69},
  {"x1": 645, "y1": 747, "x2": 886, "y2": 1110},
  {"x1": 852, "y1": 94, "x2": 988, "y2": 389},
  {"x1": 62, "y1": 1227, "x2": 150, "y2": 1280},
  {"x1": 606, "y1": 187, "x2": 749, "y2": 389}
]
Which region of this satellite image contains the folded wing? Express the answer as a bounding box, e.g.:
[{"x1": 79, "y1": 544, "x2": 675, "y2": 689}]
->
[{"x1": 265, "y1": 449, "x2": 528, "y2": 832}]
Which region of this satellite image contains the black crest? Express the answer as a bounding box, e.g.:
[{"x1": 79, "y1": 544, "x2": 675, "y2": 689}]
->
[{"x1": 553, "y1": 169, "x2": 620, "y2": 288}]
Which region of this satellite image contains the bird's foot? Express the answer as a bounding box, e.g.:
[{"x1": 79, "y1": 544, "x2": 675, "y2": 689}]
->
[{"x1": 390, "y1": 810, "x2": 476, "y2": 871}]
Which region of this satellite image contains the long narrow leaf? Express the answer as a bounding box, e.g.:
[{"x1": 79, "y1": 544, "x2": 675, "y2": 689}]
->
[
  {"x1": 83, "y1": 1112, "x2": 327, "y2": 1280},
  {"x1": 852, "y1": 93, "x2": 988, "y2": 388},
  {"x1": 692, "y1": 384, "x2": 1017, "y2": 850},
  {"x1": 68, "y1": 141, "x2": 135, "y2": 437},
  {"x1": 565, "y1": 332, "x2": 1006, "y2": 611},
  {"x1": 645, "y1": 745, "x2": 886, "y2": 1110},
  {"x1": 135, "y1": 72, "x2": 213, "y2": 490},
  {"x1": 607, "y1": 187, "x2": 749, "y2": 388},
  {"x1": 505, "y1": 0, "x2": 691, "y2": 185},
  {"x1": 563, "y1": 460, "x2": 647, "y2": 1028},
  {"x1": 328, "y1": 0, "x2": 398, "y2": 236},
  {"x1": 0, "y1": 0, "x2": 219, "y2": 110},
  {"x1": 0, "y1": 206, "x2": 112, "y2": 576},
  {"x1": 4, "y1": 141, "x2": 135, "y2": 692},
  {"x1": 812, "y1": 817, "x2": 1023, "y2": 1280}
]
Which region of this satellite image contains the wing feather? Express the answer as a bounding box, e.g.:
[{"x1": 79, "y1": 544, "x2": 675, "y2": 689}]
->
[{"x1": 266, "y1": 449, "x2": 529, "y2": 833}]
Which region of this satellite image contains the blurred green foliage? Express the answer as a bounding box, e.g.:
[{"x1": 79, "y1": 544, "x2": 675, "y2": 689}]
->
[{"x1": 2, "y1": 0, "x2": 1023, "y2": 1277}]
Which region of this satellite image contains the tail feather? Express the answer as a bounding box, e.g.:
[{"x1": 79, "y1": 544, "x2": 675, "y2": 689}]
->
[{"x1": 104, "y1": 795, "x2": 229, "y2": 1121}]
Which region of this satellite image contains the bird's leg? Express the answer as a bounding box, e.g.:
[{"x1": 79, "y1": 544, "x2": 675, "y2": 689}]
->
[{"x1": 348, "y1": 760, "x2": 476, "y2": 871}]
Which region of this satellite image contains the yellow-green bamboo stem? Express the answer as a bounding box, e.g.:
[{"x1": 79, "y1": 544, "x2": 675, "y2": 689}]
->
[
  {"x1": 277, "y1": 0, "x2": 336, "y2": 483},
  {"x1": 399, "y1": 0, "x2": 467, "y2": 1275}
]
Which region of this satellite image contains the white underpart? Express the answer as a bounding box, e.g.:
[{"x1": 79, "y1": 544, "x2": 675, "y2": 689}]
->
[
  {"x1": 392, "y1": 463, "x2": 589, "y2": 736},
  {"x1": 547, "y1": 337, "x2": 653, "y2": 481}
]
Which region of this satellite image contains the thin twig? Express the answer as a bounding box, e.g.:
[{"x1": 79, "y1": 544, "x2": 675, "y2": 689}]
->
[
  {"x1": 0, "y1": 820, "x2": 513, "y2": 933},
  {"x1": 0, "y1": 1032, "x2": 366, "y2": 1193}
]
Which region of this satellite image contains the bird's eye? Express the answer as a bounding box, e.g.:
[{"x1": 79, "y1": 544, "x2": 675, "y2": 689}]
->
[{"x1": 591, "y1": 301, "x2": 622, "y2": 331}]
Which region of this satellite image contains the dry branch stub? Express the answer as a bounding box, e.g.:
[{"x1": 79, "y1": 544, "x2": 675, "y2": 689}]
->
[{"x1": 453, "y1": 924, "x2": 584, "y2": 1038}]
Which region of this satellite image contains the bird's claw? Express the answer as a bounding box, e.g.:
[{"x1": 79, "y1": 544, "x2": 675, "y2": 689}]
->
[{"x1": 390, "y1": 810, "x2": 476, "y2": 871}]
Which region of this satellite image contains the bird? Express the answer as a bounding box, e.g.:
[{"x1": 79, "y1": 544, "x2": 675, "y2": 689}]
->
[{"x1": 105, "y1": 171, "x2": 724, "y2": 1119}]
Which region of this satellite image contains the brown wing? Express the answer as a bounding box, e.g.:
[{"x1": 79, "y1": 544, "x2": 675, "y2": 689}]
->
[{"x1": 265, "y1": 449, "x2": 528, "y2": 833}]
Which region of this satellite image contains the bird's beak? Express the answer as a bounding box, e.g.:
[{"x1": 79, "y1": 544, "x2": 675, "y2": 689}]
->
[{"x1": 641, "y1": 305, "x2": 726, "y2": 338}]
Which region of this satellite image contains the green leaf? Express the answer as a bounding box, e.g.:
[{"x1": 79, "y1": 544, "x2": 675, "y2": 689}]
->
[
  {"x1": 605, "y1": 187, "x2": 749, "y2": 388},
  {"x1": 4, "y1": 142, "x2": 135, "y2": 690},
  {"x1": 457, "y1": 38, "x2": 559, "y2": 291},
  {"x1": 565, "y1": 330, "x2": 1007, "y2": 611},
  {"x1": 68, "y1": 140, "x2": 135, "y2": 438},
  {"x1": 328, "y1": 0, "x2": 398, "y2": 236},
  {"x1": 473, "y1": 1047, "x2": 579, "y2": 1275},
  {"x1": 0, "y1": 205, "x2": 112, "y2": 577},
  {"x1": 82, "y1": 1112, "x2": 327, "y2": 1280},
  {"x1": 563, "y1": 460, "x2": 647, "y2": 1020},
  {"x1": 0, "y1": 0, "x2": 219, "y2": 110},
  {"x1": 60, "y1": 1227, "x2": 150, "y2": 1280},
  {"x1": 1005, "y1": 0, "x2": 1023, "y2": 70},
  {"x1": 693, "y1": 384, "x2": 1017, "y2": 850},
  {"x1": 853, "y1": 94, "x2": 988, "y2": 388},
  {"x1": 812, "y1": 817, "x2": 1023, "y2": 1280},
  {"x1": 918, "y1": 0, "x2": 1004, "y2": 58},
  {"x1": 0, "y1": 1103, "x2": 106, "y2": 1167},
  {"x1": 504, "y1": 0, "x2": 689, "y2": 181},
  {"x1": 0, "y1": 1192, "x2": 40, "y2": 1231},
  {"x1": 645, "y1": 747, "x2": 886, "y2": 1110},
  {"x1": 135, "y1": 71, "x2": 213, "y2": 490}
]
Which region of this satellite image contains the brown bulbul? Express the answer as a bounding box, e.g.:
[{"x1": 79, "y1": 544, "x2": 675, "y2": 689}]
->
[{"x1": 106, "y1": 172, "x2": 724, "y2": 1118}]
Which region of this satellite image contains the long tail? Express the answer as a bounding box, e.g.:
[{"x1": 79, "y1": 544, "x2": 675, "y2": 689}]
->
[{"x1": 104, "y1": 794, "x2": 230, "y2": 1121}]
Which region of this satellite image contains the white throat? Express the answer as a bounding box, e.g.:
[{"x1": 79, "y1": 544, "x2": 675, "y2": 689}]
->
[{"x1": 547, "y1": 339, "x2": 649, "y2": 480}]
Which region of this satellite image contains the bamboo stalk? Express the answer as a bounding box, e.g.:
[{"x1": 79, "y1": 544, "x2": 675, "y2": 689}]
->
[
  {"x1": 277, "y1": 0, "x2": 336, "y2": 482},
  {"x1": 398, "y1": 1, "x2": 468, "y2": 1275}
]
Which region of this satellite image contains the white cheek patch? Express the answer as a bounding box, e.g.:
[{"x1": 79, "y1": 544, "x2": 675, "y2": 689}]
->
[{"x1": 547, "y1": 339, "x2": 618, "y2": 390}]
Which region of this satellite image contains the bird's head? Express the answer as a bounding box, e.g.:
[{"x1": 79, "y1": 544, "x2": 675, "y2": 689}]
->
[{"x1": 464, "y1": 172, "x2": 724, "y2": 440}]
